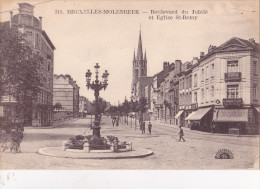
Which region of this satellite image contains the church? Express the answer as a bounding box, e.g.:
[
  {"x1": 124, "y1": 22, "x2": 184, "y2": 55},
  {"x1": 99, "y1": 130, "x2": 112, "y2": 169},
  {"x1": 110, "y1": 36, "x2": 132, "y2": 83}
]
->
[{"x1": 131, "y1": 29, "x2": 153, "y2": 100}]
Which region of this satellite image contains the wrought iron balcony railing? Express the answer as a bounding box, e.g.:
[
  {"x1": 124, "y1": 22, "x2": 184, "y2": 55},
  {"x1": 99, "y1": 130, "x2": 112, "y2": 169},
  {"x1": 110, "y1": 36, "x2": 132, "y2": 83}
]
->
[{"x1": 224, "y1": 72, "x2": 241, "y2": 82}]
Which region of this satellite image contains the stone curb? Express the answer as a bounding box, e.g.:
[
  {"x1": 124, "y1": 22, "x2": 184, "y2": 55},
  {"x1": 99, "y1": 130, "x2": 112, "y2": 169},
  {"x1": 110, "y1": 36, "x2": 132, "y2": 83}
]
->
[
  {"x1": 25, "y1": 118, "x2": 81, "y2": 129},
  {"x1": 149, "y1": 121, "x2": 259, "y2": 138},
  {"x1": 38, "y1": 147, "x2": 153, "y2": 159}
]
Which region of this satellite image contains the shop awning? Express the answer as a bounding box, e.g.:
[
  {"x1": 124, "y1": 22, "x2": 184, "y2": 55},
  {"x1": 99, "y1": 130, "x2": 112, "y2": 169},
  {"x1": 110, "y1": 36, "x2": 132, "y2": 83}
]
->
[
  {"x1": 185, "y1": 111, "x2": 196, "y2": 120},
  {"x1": 213, "y1": 109, "x2": 248, "y2": 122},
  {"x1": 185, "y1": 107, "x2": 212, "y2": 121},
  {"x1": 174, "y1": 110, "x2": 184, "y2": 119},
  {"x1": 254, "y1": 107, "x2": 260, "y2": 113}
]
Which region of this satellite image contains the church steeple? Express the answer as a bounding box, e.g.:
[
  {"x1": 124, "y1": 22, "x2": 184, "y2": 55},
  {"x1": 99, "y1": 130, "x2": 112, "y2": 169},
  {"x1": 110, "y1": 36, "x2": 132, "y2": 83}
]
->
[
  {"x1": 137, "y1": 29, "x2": 143, "y2": 61},
  {"x1": 144, "y1": 49, "x2": 147, "y2": 63},
  {"x1": 131, "y1": 26, "x2": 147, "y2": 93},
  {"x1": 133, "y1": 49, "x2": 136, "y2": 62}
]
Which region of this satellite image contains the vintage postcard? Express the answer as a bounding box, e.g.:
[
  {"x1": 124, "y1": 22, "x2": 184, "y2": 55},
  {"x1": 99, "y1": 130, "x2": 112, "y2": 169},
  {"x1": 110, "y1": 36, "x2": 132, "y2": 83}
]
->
[{"x1": 0, "y1": 0, "x2": 259, "y2": 187}]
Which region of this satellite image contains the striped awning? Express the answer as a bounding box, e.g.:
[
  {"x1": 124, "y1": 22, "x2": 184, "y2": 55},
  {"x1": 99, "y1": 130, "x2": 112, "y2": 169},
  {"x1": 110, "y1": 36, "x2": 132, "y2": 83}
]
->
[
  {"x1": 185, "y1": 107, "x2": 212, "y2": 121},
  {"x1": 254, "y1": 107, "x2": 260, "y2": 113},
  {"x1": 185, "y1": 111, "x2": 196, "y2": 120},
  {"x1": 213, "y1": 109, "x2": 248, "y2": 122},
  {"x1": 174, "y1": 110, "x2": 184, "y2": 119}
]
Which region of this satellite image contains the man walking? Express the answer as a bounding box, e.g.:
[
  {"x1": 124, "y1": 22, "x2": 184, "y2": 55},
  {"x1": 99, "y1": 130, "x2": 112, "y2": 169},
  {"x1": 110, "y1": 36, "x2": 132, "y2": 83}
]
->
[
  {"x1": 112, "y1": 117, "x2": 115, "y2": 127},
  {"x1": 140, "y1": 122, "x2": 144, "y2": 134},
  {"x1": 178, "y1": 126, "x2": 185, "y2": 142},
  {"x1": 142, "y1": 121, "x2": 145, "y2": 134},
  {"x1": 148, "y1": 122, "x2": 152, "y2": 134},
  {"x1": 116, "y1": 116, "x2": 119, "y2": 126}
]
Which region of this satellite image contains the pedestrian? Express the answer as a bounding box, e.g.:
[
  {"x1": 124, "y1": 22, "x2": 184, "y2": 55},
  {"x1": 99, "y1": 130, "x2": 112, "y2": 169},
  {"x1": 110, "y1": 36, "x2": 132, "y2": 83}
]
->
[
  {"x1": 140, "y1": 122, "x2": 143, "y2": 134},
  {"x1": 116, "y1": 116, "x2": 119, "y2": 126},
  {"x1": 140, "y1": 121, "x2": 144, "y2": 134},
  {"x1": 178, "y1": 126, "x2": 185, "y2": 142},
  {"x1": 112, "y1": 117, "x2": 115, "y2": 127},
  {"x1": 148, "y1": 122, "x2": 152, "y2": 134},
  {"x1": 142, "y1": 121, "x2": 145, "y2": 134}
]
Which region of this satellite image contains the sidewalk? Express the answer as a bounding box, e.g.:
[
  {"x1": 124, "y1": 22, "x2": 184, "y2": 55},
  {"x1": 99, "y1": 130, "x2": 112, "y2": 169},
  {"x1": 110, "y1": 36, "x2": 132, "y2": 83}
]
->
[
  {"x1": 25, "y1": 117, "x2": 82, "y2": 129},
  {"x1": 148, "y1": 120, "x2": 259, "y2": 138}
]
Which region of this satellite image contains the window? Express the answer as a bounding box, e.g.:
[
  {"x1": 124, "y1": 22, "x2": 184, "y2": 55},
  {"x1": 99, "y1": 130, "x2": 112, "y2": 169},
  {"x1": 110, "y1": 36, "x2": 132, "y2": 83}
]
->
[
  {"x1": 194, "y1": 74, "x2": 197, "y2": 87},
  {"x1": 211, "y1": 86, "x2": 214, "y2": 97},
  {"x1": 201, "y1": 69, "x2": 204, "y2": 81},
  {"x1": 189, "y1": 76, "x2": 192, "y2": 88},
  {"x1": 48, "y1": 63, "x2": 50, "y2": 71},
  {"x1": 205, "y1": 88, "x2": 208, "y2": 102},
  {"x1": 194, "y1": 92, "x2": 197, "y2": 103},
  {"x1": 36, "y1": 34, "x2": 39, "y2": 47},
  {"x1": 201, "y1": 88, "x2": 204, "y2": 100},
  {"x1": 227, "y1": 60, "x2": 238, "y2": 73},
  {"x1": 205, "y1": 66, "x2": 208, "y2": 80},
  {"x1": 253, "y1": 61, "x2": 257, "y2": 75},
  {"x1": 135, "y1": 69, "x2": 139, "y2": 78},
  {"x1": 227, "y1": 85, "x2": 239, "y2": 98},
  {"x1": 253, "y1": 84, "x2": 257, "y2": 100},
  {"x1": 26, "y1": 31, "x2": 32, "y2": 36},
  {"x1": 211, "y1": 63, "x2": 214, "y2": 77}
]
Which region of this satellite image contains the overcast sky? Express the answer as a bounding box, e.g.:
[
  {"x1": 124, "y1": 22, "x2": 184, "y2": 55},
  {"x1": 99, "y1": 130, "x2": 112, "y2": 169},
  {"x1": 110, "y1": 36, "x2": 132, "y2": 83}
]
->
[{"x1": 0, "y1": 0, "x2": 259, "y2": 104}]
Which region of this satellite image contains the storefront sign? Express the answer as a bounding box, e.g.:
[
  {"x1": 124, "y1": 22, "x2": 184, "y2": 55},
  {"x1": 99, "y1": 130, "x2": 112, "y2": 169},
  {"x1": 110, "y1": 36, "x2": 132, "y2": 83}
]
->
[
  {"x1": 191, "y1": 103, "x2": 198, "y2": 110},
  {"x1": 223, "y1": 98, "x2": 242, "y2": 108}
]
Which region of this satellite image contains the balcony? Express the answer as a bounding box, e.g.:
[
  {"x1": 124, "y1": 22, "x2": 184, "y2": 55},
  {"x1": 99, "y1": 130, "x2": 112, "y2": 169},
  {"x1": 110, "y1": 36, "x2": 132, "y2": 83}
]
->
[
  {"x1": 224, "y1": 72, "x2": 241, "y2": 82},
  {"x1": 191, "y1": 103, "x2": 198, "y2": 110},
  {"x1": 223, "y1": 98, "x2": 243, "y2": 108}
]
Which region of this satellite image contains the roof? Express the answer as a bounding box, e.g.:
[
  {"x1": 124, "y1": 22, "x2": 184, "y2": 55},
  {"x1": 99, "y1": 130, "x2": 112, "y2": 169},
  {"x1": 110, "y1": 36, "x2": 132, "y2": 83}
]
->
[
  {"x1": 199, "y1": 37, "x2": 259, "y2": 63},
  {"x1": 42, "y1": 30, "x2": 55, "y2": 50}
]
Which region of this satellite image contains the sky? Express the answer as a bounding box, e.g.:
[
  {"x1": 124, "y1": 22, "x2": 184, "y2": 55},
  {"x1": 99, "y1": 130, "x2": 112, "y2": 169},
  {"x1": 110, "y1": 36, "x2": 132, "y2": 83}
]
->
[{"x1": 0, "y1": 0, "x2": 259, "y2": 104}]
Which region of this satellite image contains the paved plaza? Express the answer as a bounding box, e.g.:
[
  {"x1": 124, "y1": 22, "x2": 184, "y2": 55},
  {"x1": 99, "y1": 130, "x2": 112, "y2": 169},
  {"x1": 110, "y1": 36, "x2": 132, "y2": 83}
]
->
[{"x1": 0, "y1": 117, "x2": 259, "y2": 169}]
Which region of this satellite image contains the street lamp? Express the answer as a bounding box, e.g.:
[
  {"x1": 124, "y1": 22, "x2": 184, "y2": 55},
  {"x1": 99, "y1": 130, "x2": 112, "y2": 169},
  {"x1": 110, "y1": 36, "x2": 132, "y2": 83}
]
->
[{"x1": 85, "y1": 63, "x2": 109, "y2": 137}]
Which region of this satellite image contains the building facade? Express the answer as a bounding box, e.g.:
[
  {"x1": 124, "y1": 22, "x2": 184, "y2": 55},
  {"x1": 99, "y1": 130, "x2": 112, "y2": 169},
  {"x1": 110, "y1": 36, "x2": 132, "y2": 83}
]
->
[
  {"x1": 53, "y1": 74, "x2": 80, "y2": 118},
  {"x1": 79, "y1": 96, "x2": 87, "y2": 117},
  {"x1": 0, "y1": 3, "x2": 55, "y2": 127},
  {"x1": 187, "y1": 37, "x2": 259, "y2": 134}
]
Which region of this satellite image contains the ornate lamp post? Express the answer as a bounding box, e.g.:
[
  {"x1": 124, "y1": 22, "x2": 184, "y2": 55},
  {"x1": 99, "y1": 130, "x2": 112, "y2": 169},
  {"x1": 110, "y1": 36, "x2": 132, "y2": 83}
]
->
[{"x1": 85, "y1": 63, "x2": 109, "y2": 137}]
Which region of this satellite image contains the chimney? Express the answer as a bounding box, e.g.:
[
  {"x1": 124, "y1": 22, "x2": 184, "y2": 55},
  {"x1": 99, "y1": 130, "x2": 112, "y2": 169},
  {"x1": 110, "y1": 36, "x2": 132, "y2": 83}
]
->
[
  {"x1": 208, "y1": 45, "x2": 216, "y2": 53},
  {"x1": 163, "y1": 61, "x2": 169, "y2": 70},
  {"x1": 249, "y1": 38, "x2": 255, "y2": 44},
  {"x1": 9, "y1": 11, "x2": 13, "y2": 28},
  {"x1": 175, "y1": 60, "x2": 182, "y2": 74},
  {"x1": 39, "y1": 16, "x2": 42, "y2": 29},
  {"x1": 200, "y1": 52, "x2": 204, "y2": 59},
  {"x1": 192, "y1": 57, "x2": 198, "y2": 65}
]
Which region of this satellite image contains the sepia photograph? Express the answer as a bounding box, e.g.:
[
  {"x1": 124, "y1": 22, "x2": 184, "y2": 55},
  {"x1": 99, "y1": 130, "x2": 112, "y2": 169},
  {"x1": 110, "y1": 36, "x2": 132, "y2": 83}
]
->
[{"x1": 0, "y1": 0, "x2": 259, "y2": 188}]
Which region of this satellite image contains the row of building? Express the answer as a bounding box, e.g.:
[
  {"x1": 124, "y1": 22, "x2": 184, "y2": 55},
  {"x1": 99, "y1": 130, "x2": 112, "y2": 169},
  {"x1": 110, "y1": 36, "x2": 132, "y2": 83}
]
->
[
  {"x1": 132, "y1": 30, "x2": 259, "y2": 134},
  {"x1": 0, "y1": 3, "x2": 90, "y2": 127}
]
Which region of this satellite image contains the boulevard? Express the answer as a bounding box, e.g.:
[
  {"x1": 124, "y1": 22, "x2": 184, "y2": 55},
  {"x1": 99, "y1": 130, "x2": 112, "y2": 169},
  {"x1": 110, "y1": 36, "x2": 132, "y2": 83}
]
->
[{"x1": 0, "y1": 116, "x2": 259, "y2": 169}]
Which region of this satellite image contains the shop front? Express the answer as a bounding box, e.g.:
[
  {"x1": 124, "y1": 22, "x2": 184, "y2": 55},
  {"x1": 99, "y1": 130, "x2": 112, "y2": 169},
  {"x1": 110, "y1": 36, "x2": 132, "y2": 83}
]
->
[
  {"x1": 213, "y1": 107, "x2": 258, "y2": 135},
  {"x1": 213, "y1": 108, "x2": 248, "y2": 134},
  {"x1": 174, "y1": 110, "x2": 184, "y2": 126},
  {"x1": 185, "y1": 107, "x2": 213, "y2": 132}
]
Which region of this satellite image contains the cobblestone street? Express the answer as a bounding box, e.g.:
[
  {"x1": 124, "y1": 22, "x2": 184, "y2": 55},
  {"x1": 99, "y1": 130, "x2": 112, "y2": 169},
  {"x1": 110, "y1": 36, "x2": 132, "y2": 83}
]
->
[{"x1": 0, "y1": 117, "x2": 259, "y2": 169}]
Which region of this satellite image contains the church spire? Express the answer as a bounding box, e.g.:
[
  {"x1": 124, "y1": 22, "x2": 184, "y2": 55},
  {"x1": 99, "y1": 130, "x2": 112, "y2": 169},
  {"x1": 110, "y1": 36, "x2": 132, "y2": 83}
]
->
[
  {"x1": 144, "y1": 49, "x2": 147, "y2": 62},
  {"x1": 133, "y1": 49, "x2": 136, "y2": 62},
  {"x1": 137, "y1": 28, "x2": 143, "y2": 61}
]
